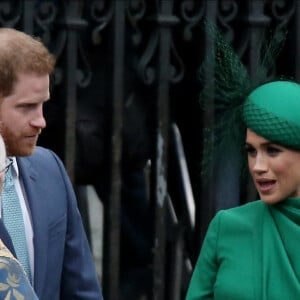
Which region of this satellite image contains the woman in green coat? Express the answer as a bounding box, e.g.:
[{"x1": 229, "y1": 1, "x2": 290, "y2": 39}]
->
[{"x1": 186, "y1": 80, "x2": 300, "y2": 299}]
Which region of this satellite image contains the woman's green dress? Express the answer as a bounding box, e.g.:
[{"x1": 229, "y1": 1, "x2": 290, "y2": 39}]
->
[{"x1": 186, "y1": 198, "x2": 300, "y2": 299}]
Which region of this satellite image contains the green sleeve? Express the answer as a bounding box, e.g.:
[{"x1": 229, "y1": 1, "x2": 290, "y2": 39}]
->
[{"x1": 185, "y1": 211, "x2": 222, "y2": 300}]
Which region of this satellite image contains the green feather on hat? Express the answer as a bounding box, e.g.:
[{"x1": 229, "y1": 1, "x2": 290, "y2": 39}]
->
[{"x1": 199, "y1": 22, "x2": 289, "y2": 180}]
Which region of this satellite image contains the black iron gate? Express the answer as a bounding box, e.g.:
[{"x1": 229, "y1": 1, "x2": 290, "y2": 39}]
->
[{"x1": 1, "y1": 0, "x2": 300, "y2": 299}]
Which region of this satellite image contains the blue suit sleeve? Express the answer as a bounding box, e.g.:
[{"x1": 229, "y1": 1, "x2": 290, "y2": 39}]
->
[{"x1": 50, "y1": 151, "x2": 103, "y2": 299}]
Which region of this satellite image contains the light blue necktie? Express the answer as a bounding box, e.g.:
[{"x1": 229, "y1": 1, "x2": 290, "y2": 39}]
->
[{"x1": 2, "y1": 167, "x2": 32, "y2": 282}]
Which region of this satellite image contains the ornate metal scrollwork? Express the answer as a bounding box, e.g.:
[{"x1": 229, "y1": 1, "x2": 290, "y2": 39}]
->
[
  {"x1": 76, "y1": 39, "x2": 92, "y2": 88},
  {"x1": 49, "y1": 1, "x2": 91, "y2": 88},
  {"x1": 34, "y1": 1, "x2": 57, "y2": 44},
  {"x1": 126, "y1": 0, "x2": 146, "y2": 46},
  {"x1": 137, "y1": 29, "x2": 158, "y2": 85},
  {"x1": 169, "y1": 41, "x2": 185, "y2": 84},
  {"x1": 217, "y1": 0, "x2": 238, "y2": 42},
  {"x1": 180, "y1": 0, "x2": 205, "y2": 41},
  {"x1": 0, "y1": 1, "x2": 21, "y2": 27},
  {"x1": 269, "y1": 0, "x2": 296, "y2": 28},
  {"x1": 90, "y1": 0, "x2": 113, "y2": 45},
  {"x1": 136, "y1": 0, "x2": 184, "y2": 85}
]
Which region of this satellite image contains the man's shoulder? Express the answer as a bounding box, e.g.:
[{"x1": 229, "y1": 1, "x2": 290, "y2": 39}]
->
[
  {"x1": 18, "y1": 147, "x2": 68, "y2": 187},
  {"x1": 32, "y1": 146, "x2": 53, "y2": 157},
  {"x1": 18, "y1": 146, "x2": 62, "y2": 172},
  {"x1": 21, "y1": 146, "x2": 57, "y2": 162}
]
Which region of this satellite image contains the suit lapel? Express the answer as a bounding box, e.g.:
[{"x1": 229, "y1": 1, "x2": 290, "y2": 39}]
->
[{"x1": 17, "y1": 158, "x2": 48, "y2": 297}]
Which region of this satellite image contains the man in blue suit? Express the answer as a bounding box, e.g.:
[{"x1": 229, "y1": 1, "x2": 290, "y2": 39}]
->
[{"x1": 0, "y1": 28, "x2": 102, "y2": 299}]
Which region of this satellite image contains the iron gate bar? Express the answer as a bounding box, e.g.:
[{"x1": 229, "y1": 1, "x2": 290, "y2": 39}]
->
[
  {"x1": 103, "y1": 1, "x2": 125, "y2": 299},
  {"x1": 196, "y1": 0, "x2": 218, "y2": 253},
  {"x1": 152, "y1": 0, "x2": 178, "y2": 298},
  {"x1": 63, "y1": 0, "x2": 86, "y2": 183},
  {"x1": 23, "y1": 0, "x2": 34, "y2": 33}
]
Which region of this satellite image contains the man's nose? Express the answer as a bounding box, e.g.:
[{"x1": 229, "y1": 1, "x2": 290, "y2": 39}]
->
[{"x1": 30, "y1": 110, "x2": 46, "y2": 129}]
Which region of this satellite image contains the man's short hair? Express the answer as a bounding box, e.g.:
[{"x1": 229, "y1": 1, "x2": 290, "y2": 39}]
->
[{"x1": 0, "y1": 28, "x2": 56, "y2": 97}]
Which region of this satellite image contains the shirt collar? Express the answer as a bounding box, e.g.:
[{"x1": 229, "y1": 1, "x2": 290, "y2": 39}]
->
[{"x1": 7, "y1": 157, "x2": 19, "y2": 178}]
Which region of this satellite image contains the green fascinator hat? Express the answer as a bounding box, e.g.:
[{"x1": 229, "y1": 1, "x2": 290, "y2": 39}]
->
[
  {"x1": 243, "y1": 81, "x2": 300, "y2": 149},
  {"x1": 199, "y1": 23, "x2": 290, "y2": 178}
]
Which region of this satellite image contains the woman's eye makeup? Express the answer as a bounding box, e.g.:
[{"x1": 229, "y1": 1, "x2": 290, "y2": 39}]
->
[
  {"x1": 266, "y1": 145, "x2": 281, "y2": 155},
  {"x1": 245, "y1": 144, "x2": 255, "y2": 154},
  {"x1": 245, "y1": 143, "x2": 282, "y2": 156}
]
